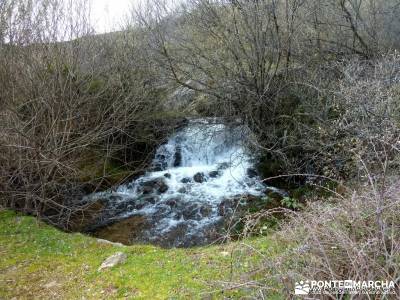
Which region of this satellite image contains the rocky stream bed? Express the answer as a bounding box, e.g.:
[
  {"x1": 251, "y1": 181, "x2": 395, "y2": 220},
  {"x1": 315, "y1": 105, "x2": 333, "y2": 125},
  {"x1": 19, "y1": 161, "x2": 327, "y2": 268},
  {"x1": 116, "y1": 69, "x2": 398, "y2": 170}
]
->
[{"x1": 72, "y1": 119, "x2": 287, "y2": 247}]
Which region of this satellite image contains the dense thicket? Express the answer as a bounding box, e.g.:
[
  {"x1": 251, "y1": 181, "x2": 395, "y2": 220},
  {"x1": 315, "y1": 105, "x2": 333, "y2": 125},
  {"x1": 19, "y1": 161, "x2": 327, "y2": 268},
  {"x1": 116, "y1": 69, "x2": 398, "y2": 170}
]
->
[
  {"x1": 1, "y1": 0, "x2": 399, "y2": 231},
  {"x1": 140, "y1": 0, "x2": 400, "y2": 183},
  {"x1": 0, "y1": 0, "x2": 181, "y2": 227},
  {"x1": 1, "y1": 0, "x2": 400, "y2": 297}
]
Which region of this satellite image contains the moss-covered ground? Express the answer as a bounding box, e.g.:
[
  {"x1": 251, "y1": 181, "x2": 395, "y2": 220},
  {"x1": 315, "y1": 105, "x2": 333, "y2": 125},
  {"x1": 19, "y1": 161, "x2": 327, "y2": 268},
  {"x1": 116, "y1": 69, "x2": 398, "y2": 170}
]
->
[{"x1": 0, "y1": 210, "x2": 286, "y2": 299}]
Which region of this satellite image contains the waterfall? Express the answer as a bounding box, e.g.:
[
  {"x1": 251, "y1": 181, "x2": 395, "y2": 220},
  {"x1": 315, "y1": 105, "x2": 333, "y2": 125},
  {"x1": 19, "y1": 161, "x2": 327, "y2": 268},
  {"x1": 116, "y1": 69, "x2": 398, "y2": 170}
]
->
[{"x1": 89, "y1": 118, "x2": 266, "y2": 247}]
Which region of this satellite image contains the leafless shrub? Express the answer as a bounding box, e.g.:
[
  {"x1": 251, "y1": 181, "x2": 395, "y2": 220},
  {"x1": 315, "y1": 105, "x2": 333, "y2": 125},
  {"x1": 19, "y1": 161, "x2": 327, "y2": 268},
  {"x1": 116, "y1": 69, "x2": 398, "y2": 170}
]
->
[
  {"x1": 0, "y1": 0, "x2": 181, "y2": 228},
  {"x1": 214, "y1": 162, "x2": 399, "y2": 298},
  {"x1": 136, "y1": 0, "x2": 400, "y2": 182},
  {"x1": 278, "y1": 176, "x2": 399, "y2": 298},
  {"x1": 277, "y1": 54, "x2": 400, "y2": 179},
  {"x1": 206, "y1": 54, "x2": 400, "y2": 298}
]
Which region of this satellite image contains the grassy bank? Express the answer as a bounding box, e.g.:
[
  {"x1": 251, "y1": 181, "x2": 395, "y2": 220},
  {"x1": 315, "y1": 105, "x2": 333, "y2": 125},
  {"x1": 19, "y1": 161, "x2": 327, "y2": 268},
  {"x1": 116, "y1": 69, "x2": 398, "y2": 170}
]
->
[{"x1": 0, "y1": 211, "x2": 285, "y2": 299}]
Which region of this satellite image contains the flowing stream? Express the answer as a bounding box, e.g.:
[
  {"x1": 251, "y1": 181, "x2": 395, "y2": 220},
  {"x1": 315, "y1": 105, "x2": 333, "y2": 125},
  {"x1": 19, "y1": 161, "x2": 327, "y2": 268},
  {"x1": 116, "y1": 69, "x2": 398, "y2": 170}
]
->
[{"x1": 88, "y1": 118, "x2": 267, "y2": 247}]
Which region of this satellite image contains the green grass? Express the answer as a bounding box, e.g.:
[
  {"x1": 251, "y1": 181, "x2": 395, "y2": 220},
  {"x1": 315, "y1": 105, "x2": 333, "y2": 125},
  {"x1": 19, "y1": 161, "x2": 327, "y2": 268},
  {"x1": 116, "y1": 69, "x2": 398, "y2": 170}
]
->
[{"x1": 0, "y1": 211, "x2": 286, "y2": 299}]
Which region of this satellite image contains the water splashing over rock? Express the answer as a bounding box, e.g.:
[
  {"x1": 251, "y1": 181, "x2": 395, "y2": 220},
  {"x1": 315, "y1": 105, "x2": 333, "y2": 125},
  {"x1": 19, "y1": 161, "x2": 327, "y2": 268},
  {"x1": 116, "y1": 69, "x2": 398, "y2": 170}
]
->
[{"x1": 86, "y1": 118, "x2": 267, "y2": 247}]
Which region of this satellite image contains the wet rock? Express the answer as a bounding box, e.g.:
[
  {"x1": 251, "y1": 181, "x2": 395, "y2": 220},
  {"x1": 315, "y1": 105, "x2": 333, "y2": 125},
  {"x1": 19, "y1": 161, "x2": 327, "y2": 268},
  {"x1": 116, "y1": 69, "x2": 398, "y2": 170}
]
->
[
  {"x1": 126, "y1": 182, "x2": 135, "y2": 190},
  {"x1": 115, "y1": 200, "x2": 134, "y2": 211},
  {"x1": 181, "y1": 177, "x2": 191, "y2": 183},
  {"x1": 244, "y1": 194, "x2": 261, "y2": 203},
  {"x1": 240, "y1": 195, "x2": 271, "y2": 212},
  {"x1": 165, "y1": 199, "x2": 177, "y2": 207},
  {"x1": 181, "y1": 223, "x2": 222, "y2": 248},
  {"x1": 173, "y1": 146, "x2": 182, "y2": 167},
  {"x1": 152, "y1": 154, "x2": 167, "y2": 171},
  {"x1": 244, "y1": 177, "x2": 257, "y2": 187},
  {"x1": 158, "y1": 182, "x2": 169, "y2": 193},
  {"x1": 93, "y1": 215, "x2": 149, "y2": 245},
  {"x1": 246, "y1": 168, "x2": 258, "y2": 178},
  {"x1": 141, "y1": 185, "x2": 154, "y2": 194},
  {"x1": 151, "y1": 165, "x2": 163, "y2": 172},
  {"x1": 114, "y1": 195, "x2": 156, "y2": 212},
  {"x1": 142, "y1": 195, "x2": 158, "y2": 204},
  {"x1": 200, "y1": 205, "x2": 213, "y2": 217},
  {"x1": 217, "y1": 162, "x2": 230, "y2": 170},
  {"x1": 109, "y1": 194, "x2": 123, "y2": 202},
  {"x1": 193, "y1": 172, "x2": 206, "y2": 183},
  {"x1": 208, "y1": 171, "x2": 220, "y2": 178},
  {"x1": 152, "y1": 205, "x2": 172, "y2": 219},
  {"x1": 164, "y1": 173, "x2": 171, "y2": 179},
  {"x1": 182, "y1": 203, "x2": 201, "y2": 220},
  {"x1": 140, "y1": 219, "x2": 223, "y2": 248},
  {"x1": 178, "y1": 187, "x2": 187, "y2": 193},
  {"x1": 140, "y1": 178, "x2": 169, "y2": 194},
  {"x1": 173, "y1": 212, "x2": 183, "y2": 220},
  {"x1": 98, "y1": 252, "x2": 127, "y2": 271},
  {"x1": 156, "y1": 222, "x2": 190, "y2": 247},
  {"x1": 129, "y1": 200, "x2": 147, "y2": 210},
  {"x1": 218, "y1": 202, "x2": 227, "y2": 216}
]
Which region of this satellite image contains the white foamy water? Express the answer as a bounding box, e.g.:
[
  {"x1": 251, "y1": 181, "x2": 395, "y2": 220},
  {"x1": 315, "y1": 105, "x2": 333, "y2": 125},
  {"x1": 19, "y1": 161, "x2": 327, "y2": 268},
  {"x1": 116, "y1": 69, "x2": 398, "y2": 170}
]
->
[{"x1": 90, "y1": 118, "x2": 266, "y2": 247}]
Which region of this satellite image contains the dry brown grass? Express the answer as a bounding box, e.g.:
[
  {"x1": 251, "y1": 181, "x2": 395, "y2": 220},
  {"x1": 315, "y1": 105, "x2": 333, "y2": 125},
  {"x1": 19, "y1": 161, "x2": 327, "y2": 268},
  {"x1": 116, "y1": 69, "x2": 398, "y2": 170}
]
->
[
  {"x1": 279, "y1": 179, "x2": 400, "y2": 296},
  {"x1": 226, "y1": 172, "x2": 400, "y2": 298}
]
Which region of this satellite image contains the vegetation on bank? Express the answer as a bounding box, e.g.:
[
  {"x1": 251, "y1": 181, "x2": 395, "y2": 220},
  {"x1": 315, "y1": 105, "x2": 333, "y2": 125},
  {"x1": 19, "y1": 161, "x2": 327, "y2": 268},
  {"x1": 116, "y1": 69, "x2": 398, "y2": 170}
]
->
[
  {"x1": 1, "y1": 0, "x2": 399, "y2": 224},
  {"x1": 1, "y1": 0, "x2": 400, "y2": 297},
  {"x1": 3, "y1": 175, "x2": 399, "y2": 298},
  {"x1": 0, "y1": 210, "x2": 286, "y2": 299}
]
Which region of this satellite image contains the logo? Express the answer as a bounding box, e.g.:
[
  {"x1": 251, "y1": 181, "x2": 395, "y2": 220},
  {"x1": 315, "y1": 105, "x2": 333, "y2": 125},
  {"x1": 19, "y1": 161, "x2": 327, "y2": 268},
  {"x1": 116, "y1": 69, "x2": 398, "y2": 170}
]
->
[
  {"x1": 295, "y1": 281, "x2": 310, "y2": 295},
  {"x1": 294, "y1": 280, "x2": 396, "y2": 295}
]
